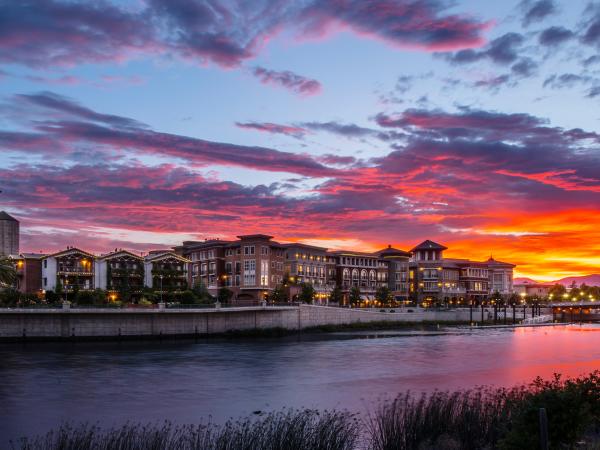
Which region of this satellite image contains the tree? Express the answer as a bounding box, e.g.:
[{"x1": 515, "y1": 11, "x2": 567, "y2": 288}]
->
[
  {"x1": 0, "y1": 288, "x2": 20, "y2": 306},
  {"x1": 44, "y1": 290, "x2": 60, "y2": 304},
  {"x1": 179, "y1": 290, "x2": 197, "y2": 305},
  {"x1": 0, "y1": 257, "x2": 16, "y2": 287},
  {"x1": 217, "y1": 287, "x2": 234, "y2": 304},
  {"x1": 375, "y1": 286, "x2": 393, "y2": 305},
  {"x1": 349, "y1": 286, "x2": 361, "y2": 306},
  {"x1": 192, "y1": 279, "x2": 213, "y2": 303},
  {"x1": 270, "y1": 284, "x2": 288, "y2": 303},
  {"x1": 298, "y1": 282, "x2": 316, "y2": 304},
  {"x1": 329, "y1": 286, "x2": 343, "y2": 304},
  {"x1": 548, "y1": 284, "x2": 566, "y2": 300}
]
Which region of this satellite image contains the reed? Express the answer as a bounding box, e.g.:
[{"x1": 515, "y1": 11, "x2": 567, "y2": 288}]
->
[{"x1": 13, "y1": 409, "x2": 359, "y2": 450}]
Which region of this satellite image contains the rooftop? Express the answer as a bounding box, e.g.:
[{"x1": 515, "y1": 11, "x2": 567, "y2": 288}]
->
[
  {"x1": 0, "y1": 211, "x2": 18, "y2": 222},
  {"x1": 410, "y1": 240, "x2": 448, "y2": 252}
]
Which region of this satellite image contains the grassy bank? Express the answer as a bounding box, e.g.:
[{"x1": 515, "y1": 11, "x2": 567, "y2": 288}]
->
[
  {"x1": 13, "y1": 372, "x2": 599, "y2": 450},
  {"x1": 219, "y1": 320, "x2": 472, "y2": 339}
]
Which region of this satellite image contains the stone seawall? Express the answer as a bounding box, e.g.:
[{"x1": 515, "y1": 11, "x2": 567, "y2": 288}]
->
[{"x1": 0, "y1": 305, "x2": 518, "y2": 340}]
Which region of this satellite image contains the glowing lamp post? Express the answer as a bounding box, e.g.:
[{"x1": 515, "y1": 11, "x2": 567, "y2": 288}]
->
[{"x1": 159, "y1": 274, "x2": 164, "y2": 303}]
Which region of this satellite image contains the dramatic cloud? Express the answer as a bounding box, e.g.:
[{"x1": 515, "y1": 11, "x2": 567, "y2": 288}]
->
[
  {"x1": 538, "y1": 26, "x2": 574, "y2": 46},
  {"x1": 4, "y1": 93, "x2": 600, "y2": 278},
  {"x1": 0, "y1": 0, "x2": 490, "y2": 69},
  {"x1": 235, "y1": 121, "x2": 308, "y2": 138},
  {"x1": 543, "y1": 73, "x2": 593, "y2": 89},
  {"x1": 580, "y1": 3, "x2": 600, "y2": 48},
  {"x1": 251, "y1": 67, "x2": 322, "y2": 96},
  {"x1": 4, "y1": 92, "x2": 337, "y2": 177},
  {"x1": 520, "y1": 0, "x2": 556, "y2": 27},
  {"x1": 443, "y1": 32, "x2": 525, "y2": 66}
]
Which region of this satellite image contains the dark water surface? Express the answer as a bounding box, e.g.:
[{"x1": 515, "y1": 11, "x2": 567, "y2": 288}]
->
[{"x1": 1, "y1": 324, "x2": 599, "y2": 445}]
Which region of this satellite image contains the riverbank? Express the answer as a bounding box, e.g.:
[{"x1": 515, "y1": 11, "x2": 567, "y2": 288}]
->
[
  {"x1": 12, "y1": 371, "x2": 600, "y2": 450},
  {"x1": 0, "y1": 304, "x2": 545, "y2": 342}
]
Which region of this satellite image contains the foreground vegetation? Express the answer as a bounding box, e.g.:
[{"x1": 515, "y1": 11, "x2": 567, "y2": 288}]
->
[{"x1": 13, "y1": 372, "x2": 599, "y2": 450}]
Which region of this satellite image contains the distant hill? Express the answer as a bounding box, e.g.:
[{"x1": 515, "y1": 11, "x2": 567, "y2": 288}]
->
[
  {"x1": 514, "y1": 274, "x2": 600, "y2": 287},
  {"x1": 513, "y1": 277, "x2": 540, "y2": 285},
  {"x1": 553, "y1": 274, "x2": 600, "y2": 287}
]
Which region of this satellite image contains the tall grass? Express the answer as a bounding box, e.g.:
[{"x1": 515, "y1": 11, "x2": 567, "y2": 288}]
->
[
  {"x1": 368, "y1": 371, "x2": 600, "y2": 450},
  {"x1": 13, "y1": 409, "x2": 359, "y2": 450},
  {"x1": 12, "y1": 372, "x2": 600, "y2": 450}
]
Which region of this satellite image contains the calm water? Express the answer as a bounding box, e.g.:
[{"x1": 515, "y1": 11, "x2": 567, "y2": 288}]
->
[{"x1": 1, "y1": 324, "x2": 599, "y2": 444}]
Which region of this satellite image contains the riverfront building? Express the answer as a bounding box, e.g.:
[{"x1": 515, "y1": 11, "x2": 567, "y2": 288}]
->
[
  {"x1": 0, "y1": 211, "x2": 19, "y2": 256},
  {"x1": 18, "y1": 236, "x2": 515, "y2": 305},
  {"x1": 176, "y1": 235, "x2": 286, "y2": 302},
  {"x1": 42, "y1": 247, "x2": 95, "y2": 294},
  {"x1": 95, "y1": 250, "x2": 145, "y2": 299},
  {"x1": 13, "y1": 253, "x2": 45, "y2": 294},
  {"x1": 143, "y1": 251, "x2": 190, "y2": 296},
  {"x1": 283, "y1": 243, "x2": 337, "y2": 302},
  {"x1": 409, "y1": 240, "x2": 515, "y2": 305}
]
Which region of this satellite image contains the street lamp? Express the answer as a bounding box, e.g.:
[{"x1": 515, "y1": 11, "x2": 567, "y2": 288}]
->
[
  {"x1": 159, "y1": 274, "x2": 164, "y2": 303},
  {"x1": 64, "y1": 278, "x2": 68, "y2": 303}
]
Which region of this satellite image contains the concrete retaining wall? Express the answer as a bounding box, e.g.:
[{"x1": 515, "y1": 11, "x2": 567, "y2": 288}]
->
[{"x1": 0, "y1": 305, "x2": 533, "y2": 340}]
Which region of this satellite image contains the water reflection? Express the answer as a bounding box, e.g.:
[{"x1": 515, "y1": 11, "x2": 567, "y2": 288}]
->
[{"x1": 1, "y1": 324, "x2": 599, "y2": 444}]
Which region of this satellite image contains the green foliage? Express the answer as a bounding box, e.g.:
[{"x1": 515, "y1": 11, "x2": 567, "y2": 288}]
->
[
  {"x1": 74, "y1": 289, "x2": 107, "y2": 306},
  {"x1": 192, "y1": 279, "x2": 213, "y2": 302},
  {"x1": 217, "y1": 287, "x2": 233, "y2": 304},
  {"x1": 0, "y1": 288, "x2": 41, "y2": 307},
  {"x1": 270, "y1": 284, "x2": 288, "y2": 303},
  {"x1": 298, "y1": 282, "x2": 316, "y2": 304},
  {"x1": 349, "y1": 286, "x2": 361, "y2": 305},
  {"x1": 179, "y1": 290, "x2": 198, "y2": 305},
  {"x1": 375, "y1": 286, "x2": 393, "y2": 305},
  {"x1": 44, "y1": 290, "x2": 60, "y2": 304},
  {"x1": 369, "y1": 371, "x2": 600, "y2": 450},
  {"x1": 329, "y1": 285, "x2": 344, "y2": 304},
  {"x1": 0, "y1": 256, "x2": 16, "y2": 286},
  {"x1": 499, "y1": 372, "x2": 600, "y2": 449},
  {"x1": 140, "y1": 287, "x2": 156, "y2": 303},
  {"x1": 0, "y1": 288, "x2": 21, "y2": 306},
  {"x1": 548, "y1": 284, "x2": 566, "y2": 299}
]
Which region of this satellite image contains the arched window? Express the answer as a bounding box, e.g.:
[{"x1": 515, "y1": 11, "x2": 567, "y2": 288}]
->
[{"x1": 343, "y1": 268, "x2": 350, "y2": 279}]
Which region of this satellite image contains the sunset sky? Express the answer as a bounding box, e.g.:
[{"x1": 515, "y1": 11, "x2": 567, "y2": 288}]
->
[{"x1": 1, "y1": 0, "x2": 599, "y2": 280}]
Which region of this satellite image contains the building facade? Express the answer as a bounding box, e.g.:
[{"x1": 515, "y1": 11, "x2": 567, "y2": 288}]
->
[
  {"x1": 42, "y1": 247, "x2": 95, "y2": 297},
  {"x1": 144, "y1": 251, "x2": 190, "y2": 298},
  {"x1": 283, "y1": 243, "x2": 337, "y2": 302},
  {"x1": 0, "y1": 211, "x2": 19, "y2": 256},
  {"x1": 409, "y1": 240, "x2": 517, "y2": 305},
  {"x1": 96, "y1": 250, "x2": 145, "y2": 300},
  {"x1": 20, "y1": 235, "x2": 514, "y2": 305},
  {"x1": 177, "y1": 235, "x2": 286, "y2": 302},
  {"x1": 13, "y1": 253, "x2": 45, "y2": 294}
]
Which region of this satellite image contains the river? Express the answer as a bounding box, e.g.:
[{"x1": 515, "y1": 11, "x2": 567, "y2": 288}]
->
[{"x1": 1, "y1": 323, "x2": 599, "y2": 445}]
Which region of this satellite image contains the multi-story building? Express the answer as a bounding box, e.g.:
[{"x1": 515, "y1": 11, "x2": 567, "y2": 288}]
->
[
  {"x1": 0, "y1": 211, "x2": 19, "y2": 256},
  {"x1": 41, "y1": 247, "x2": 95, "y2": 297},
  {"x1": 409, "y1": 240, "x2": 515, "y2": 305},
  {"x1": 175, "y1": 239, "x2": 230, "y2": 295},
  {"x1": 374, "y1": 245, "x2": 411, "y2": 301},
  {"x1": 176, "y1": 235, "x2": 286, "y2": 302},
  {"x1": 13, "y1": 253, "x2": 45, "y2": 294},
  {"x1": 96, "y1": 250, "x2": 145, "y2": 300},
  {"x1": 144, "y1": 251, "x2": 190, "y2": 298},
  {"x1": 227, "y1": 235, "x2": 286, "y2": 301},
  {"x1": 487, "y1": 257, "x2": 515, "y2": 295},
  {"x1": 283, "y1": 243, "x2": 337, "y2": 302},
  {"x1": 330, "y1": 249, "x2": 389, "y2": 302}
]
